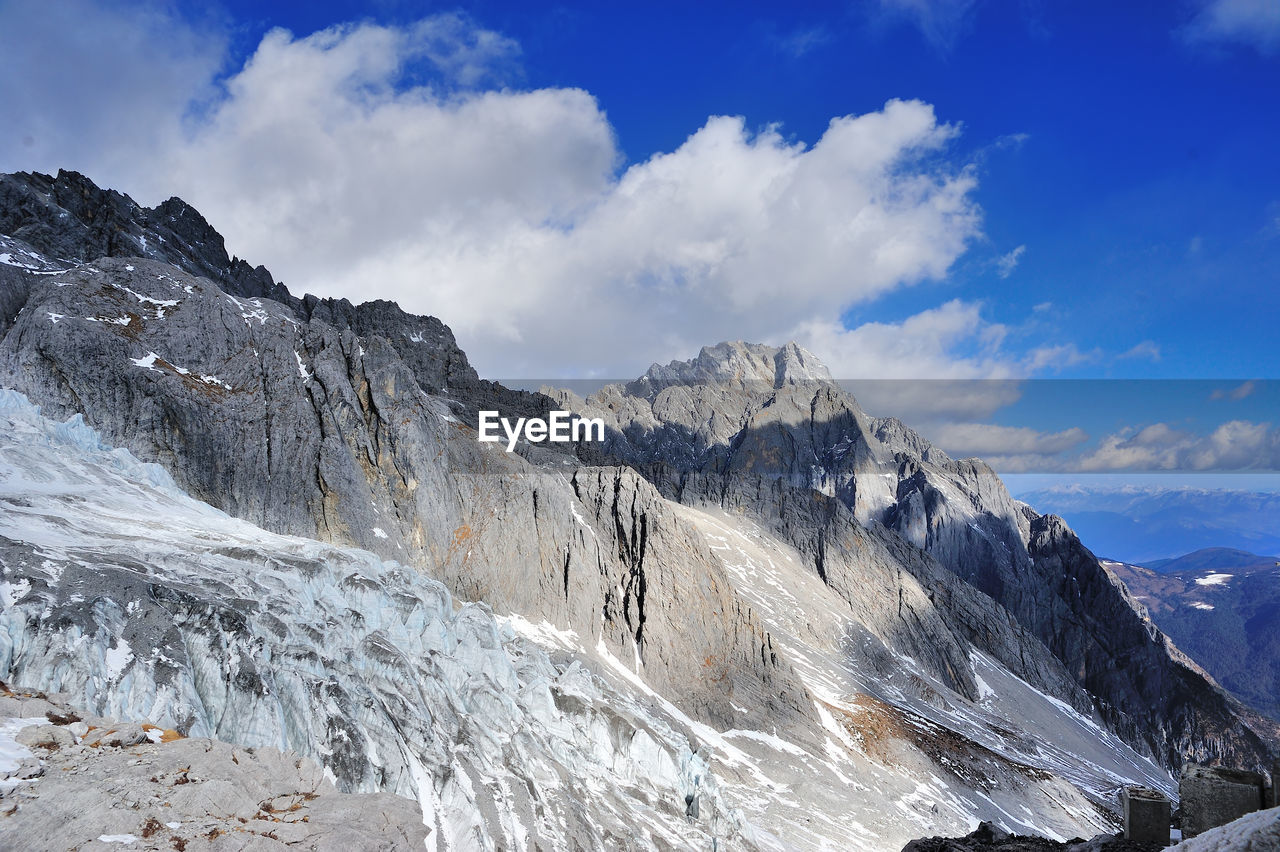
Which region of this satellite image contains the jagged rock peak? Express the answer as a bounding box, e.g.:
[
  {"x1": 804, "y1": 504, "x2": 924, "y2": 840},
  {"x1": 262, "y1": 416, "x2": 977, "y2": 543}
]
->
[
  {"x1": 626, "y1": 340, "x2": 833, "y2": 398},
  {"x1": 0, "y1": 168, "x2": 288, "y2": 303}
]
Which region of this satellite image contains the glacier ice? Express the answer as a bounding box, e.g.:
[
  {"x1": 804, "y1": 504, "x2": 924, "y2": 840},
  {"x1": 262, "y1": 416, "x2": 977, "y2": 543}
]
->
[{"x1": 0, "y1": 389, "x2": 747, "y2": 849}]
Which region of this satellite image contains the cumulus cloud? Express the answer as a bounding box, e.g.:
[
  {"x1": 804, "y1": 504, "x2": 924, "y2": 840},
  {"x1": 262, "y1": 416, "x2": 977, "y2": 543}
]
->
[
  {"x1": 794, "y1": 300, "x2": 1011, "y2": 381},
  {"x1": 1183, "y1": 0, "x2": 1280, "y2": 53},
  {"x1": 405, "y1": 12, "x2": 522, "y2": 87},
  {"x1": 925, "y1": 422, "x2": 1089, "y2": 458},
  {"x1": 1076, "y1": 420, "x2": 1280, "y2": 472},
  {"x1": 793, "y1": 300, "x2": 1037, "y2": 421},
  {"x1": 974, "y1": 417, "x2": 1280, "y2": 475},
  {"x1": 0, "y1": 0, "x2": 224, "y2": 190},
  {"x1": 2, "y1": 9, "x2": 988, "y2": 378}
]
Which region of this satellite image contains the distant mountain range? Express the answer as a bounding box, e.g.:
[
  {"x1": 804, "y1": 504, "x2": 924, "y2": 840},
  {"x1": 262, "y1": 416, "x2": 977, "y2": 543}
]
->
[
  {"x1": 1142, "y1": 547, "x2": 1280, "y2": 575},
  {"x1": 1015, "y1": 485, "x2": 1280, "y2": 564},
  {"x1": 1104, "y1": 548, "x2": 1280, "y2": 721}
]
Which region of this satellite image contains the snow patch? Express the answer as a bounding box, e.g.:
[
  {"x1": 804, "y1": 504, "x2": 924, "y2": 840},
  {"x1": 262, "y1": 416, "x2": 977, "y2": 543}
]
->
[
  {"x1": 130, "y1": 352, "x2": 162, "y2": 373},
  {"x1": 104, "y1": 638, "x2": 133, "y2": 680},
  {"x1": 1, "y1": 716, "x2": 50, "y2": 775},
  {"x1": 1, "y1": 577, "x2": 31, "y2": 607},
  {"x1": 1195, "y1": 573, "x2": 1232, "y2": 586}
]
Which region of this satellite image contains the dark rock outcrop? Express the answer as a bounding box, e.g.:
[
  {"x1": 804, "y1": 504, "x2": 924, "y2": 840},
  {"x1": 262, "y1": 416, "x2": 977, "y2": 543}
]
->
[
  {"x1": 900, "y1": 822, "x2": 1161, "y2": 852},
  {"x1": 0, "y1": 172, "x2": 807, "y2": 736},
  {"x1": 554, "y1": 342, "x2": 1280, "y2": 772}
]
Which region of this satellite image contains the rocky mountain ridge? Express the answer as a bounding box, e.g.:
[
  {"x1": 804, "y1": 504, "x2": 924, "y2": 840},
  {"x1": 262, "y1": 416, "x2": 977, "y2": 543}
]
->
[
  {"x1": 0, "y1": 169, "x2": 1276, "y2": 849},
  {"x1": 553, "y1": 341, "x2": 1280, "y2": 770},
  {"x1": 0, "y1": 384, "x2": 1153, "y2": 849},
  {"x1": 1103, "y1": 553, "x2": 1280, "y2": 722}
]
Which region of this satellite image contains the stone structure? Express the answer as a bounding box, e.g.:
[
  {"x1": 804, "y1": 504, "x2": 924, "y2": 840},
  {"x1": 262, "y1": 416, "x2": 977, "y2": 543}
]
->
[
  {"x1": 1179, "y1": 764, "x2": 1267, "y2": 838},
  {"x1": 1120, "y1": 785, "x2": 1170, "y2": 843}
]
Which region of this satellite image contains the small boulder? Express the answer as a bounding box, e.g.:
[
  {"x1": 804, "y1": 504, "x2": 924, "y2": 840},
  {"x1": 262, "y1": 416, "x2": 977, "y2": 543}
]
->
[
  {"x1": 97, "y1": 724, "x2": 149, "y2": 748},
  {"x1": 16, "y1": 724, "x2": 74, "y2": 751}
]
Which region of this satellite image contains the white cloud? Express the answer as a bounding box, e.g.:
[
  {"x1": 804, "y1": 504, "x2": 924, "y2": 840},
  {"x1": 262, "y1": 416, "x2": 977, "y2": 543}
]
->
[
  {"x1": 996, "y1": 244, "x2": 1025, "y2": 278},
  {"x1": 794, "y1": 300, "x2": 1011, "y2": 381},
  {"x1": 1211, "y1": 380, "x2": 1256, "y2": 400},
  {"x1": 1118, "y1": 340, "x2": 1162, "y2": 362},
  {"x1": 2, "y1": 11, "x2": 986, "y2": 378},
  {"x1": 797, "y1": 300, "x2": 1035, "y2": 421},
  {"x1": 1076, "y1": 420, "x2": 1280, "y2": 472},
  {"x1": 1022, "y1": 342, "x2": 1099, "y2": 372},
  {"x1": 1184, "y1": 0, "x2": 1280, "y2": 53},
  {"x1": 405, "y1": 12, "x2": 522, "y2": 87},
  {"x1": 925, "y1": 422, "x2": 1089, "y2": 458},
  {"x1": 875, "y1": 0, "x2": 982, "y2": 49},
  {"x1": 774, "y1": 25, "x2": 832, "y2": 58},
  {"x1": 0, "y1": 0, "x2": 224, "y2": 190},
  {"x1": 978, "y1": 418, "x2": 1280, "y2": 474}
]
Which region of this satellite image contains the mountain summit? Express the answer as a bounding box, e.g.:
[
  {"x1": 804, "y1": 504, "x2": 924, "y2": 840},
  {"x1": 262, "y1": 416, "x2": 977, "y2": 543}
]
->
[
  {"x1": 628, "y1": 340, "x2": 834, "y2": 398},
  {"x1": 1, "y1": 170, "x2": 1276, "y2": 850}
]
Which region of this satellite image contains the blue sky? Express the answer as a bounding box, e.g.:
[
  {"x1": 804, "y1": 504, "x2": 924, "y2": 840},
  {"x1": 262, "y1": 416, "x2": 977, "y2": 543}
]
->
[
  {"x1": 162, "y1": 0, "x2": 1280, "y2": 379},
  {"x1": 1, "y1": 0, "x2": 1278, "y2": 474}
]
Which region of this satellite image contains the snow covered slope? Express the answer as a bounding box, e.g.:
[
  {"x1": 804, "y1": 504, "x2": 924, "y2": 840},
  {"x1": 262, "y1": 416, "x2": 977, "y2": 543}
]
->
[
  {"x1": 0, "y1": 389, "x2": 1189, "y2": 850},
  {"x1": 0, "y1": 390, "x2": 748, "y2": 850}
]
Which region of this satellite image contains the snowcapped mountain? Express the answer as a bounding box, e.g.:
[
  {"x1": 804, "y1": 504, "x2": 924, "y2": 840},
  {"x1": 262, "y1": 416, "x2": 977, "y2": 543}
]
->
[
  {"x1": 1, "y1": 170, "x2": 1277, "y2": 849},
  {"x1": 1014, "y1": 484, "x2": 1280, "y2": 564},
  {"x1": 0, "y1": 389, "x2": 750, "y2": 849},
  {"x1": 552, "y1": 341, "x2": 1279, "y2": 769},
  {"x1": 1102, "y1": 551, "x2": 1280, "y2": 722},
  {"x1": 0, "y1": 386, "x2": 1173, "y2": 849}
]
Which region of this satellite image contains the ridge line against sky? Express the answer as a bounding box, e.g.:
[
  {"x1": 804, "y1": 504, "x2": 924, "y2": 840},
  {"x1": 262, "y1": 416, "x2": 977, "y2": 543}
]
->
[{"x1": 1, "y1": 0, "x2": 1278, "y2": 477}]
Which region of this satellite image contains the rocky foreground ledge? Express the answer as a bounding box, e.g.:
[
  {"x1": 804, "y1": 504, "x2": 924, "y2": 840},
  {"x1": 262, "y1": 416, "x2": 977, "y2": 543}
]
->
[
  {"x1": 901, "y1": 822, "x2": 1163, "y2": 852},
  {"x1": 0, "y1": 685, "x2": 426, "y2": 850},
  {"x1": 901, "y1": 810, "x2": 1280, "y2": 852}
]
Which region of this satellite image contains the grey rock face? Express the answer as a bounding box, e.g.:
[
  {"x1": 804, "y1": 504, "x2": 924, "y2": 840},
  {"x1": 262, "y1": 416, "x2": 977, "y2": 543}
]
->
[
  {"x1": 2, "y1": 170, "x2": 1246, "y2": 847},
  {"x1": 0, "y1": 386, "x2": 1174, "y2": 849},
  {"x1": 0, "y1": 169, "x2": 288, "y2": 304},
  {"x1": 562, "y1": 342, "x2": 1279, "y2": 771},
  {"x1": 0, "y1": 394, "x2": 757, "y2": 849},
  {"x1": 625, "y1": 341, "x2": 833, "y2": 400},
  {"x1": 0, "y1": 169, "x2": 570, "y2": 435},
  {"x1": 0, "y1": 175, "x2": 807, "y2": 740}
]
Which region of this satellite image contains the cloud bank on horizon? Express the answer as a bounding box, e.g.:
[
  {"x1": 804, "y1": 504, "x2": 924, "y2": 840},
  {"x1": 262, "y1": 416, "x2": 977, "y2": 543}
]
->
[{"x1": 1, "y1": 0, "x2": 1277, "y2": 476}]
